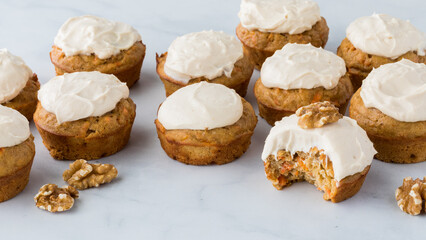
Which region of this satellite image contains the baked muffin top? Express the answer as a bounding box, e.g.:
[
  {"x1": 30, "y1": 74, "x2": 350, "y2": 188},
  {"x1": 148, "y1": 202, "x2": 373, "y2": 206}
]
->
[
  {"x1": 38, "y1": 71, "x2": 129, "y2": 124},
  {"x1": 238, "y1": 0, "x2": 321, "y2": 34},
  {"x1": 0, "y1": 49, "x2": 33, "y2": 104},
  {"x1": 164, "y1": 31, "x2": 243, "y2": 83},
  {"x1": 0, "y1": 105, "x2": 30, "y2": 148},
  {"x1": 262, "y1": 114, "x2": 376, "y2": 181},
  {"x1": 360, "y1": 59, "x2": 426, "y2": 122},
  {"x1": 346, "y1": 14, "x2": 426, "y2": 59},
  {"x1": 158, "y1": 82, "x2": 243, "y2": 130},
  {"x1": 54, "y1": 15, "x2": 141, "y2": 59},
  {"x1": 261, "y1": 43, "x2": 346, "y2": 90}
]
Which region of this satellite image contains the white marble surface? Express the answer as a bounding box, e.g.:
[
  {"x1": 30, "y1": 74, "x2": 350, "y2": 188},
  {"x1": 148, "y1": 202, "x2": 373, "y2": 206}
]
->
[{"x1": 0, "y1": 0, "x2": 425, "y2": 239}]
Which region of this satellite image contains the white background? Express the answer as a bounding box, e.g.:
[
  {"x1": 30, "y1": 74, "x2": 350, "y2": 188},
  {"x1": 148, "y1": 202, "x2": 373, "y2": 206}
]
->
[{"x1": 0, "y1": 0, "x2": 425, "y2": 239}]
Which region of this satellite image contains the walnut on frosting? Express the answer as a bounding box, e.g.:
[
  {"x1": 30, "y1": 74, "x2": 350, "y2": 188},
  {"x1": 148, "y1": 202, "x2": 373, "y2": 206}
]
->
[
  {"x1": 63, "y1": 159, "x2": 118, "y2": 190},
  {"x1": 395, "y1": 177, "x2": 426, "y2": 215},
  {"x1": 34, "y1": 184, "x2": 79, "y2": 213},
  {"x1": 296, "y1": 101, "x2": 343, "y2": 129}
]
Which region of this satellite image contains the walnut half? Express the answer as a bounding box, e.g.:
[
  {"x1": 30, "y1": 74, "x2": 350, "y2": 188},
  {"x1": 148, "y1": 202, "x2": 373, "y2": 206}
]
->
[
  {"x1": 34, "y1": 184, "x2": 79, "y2": 213},
  {"x1": 296, "y1": 101, "x2": 342, "y2": 129},
  {"x1": 63, "y1": 159, "x2": 118, "y2": 190},
  {"x1": 395, "y1": 177, "x2": 426, "y2": 215}
]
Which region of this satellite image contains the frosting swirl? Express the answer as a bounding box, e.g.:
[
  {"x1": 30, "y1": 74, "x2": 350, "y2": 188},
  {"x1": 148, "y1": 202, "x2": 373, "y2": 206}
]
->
[
  {"x1": 360, "y1": 59, "x2": 426, "y2": 122},
  {"x1": 262, "y1": 115, "x2": 376, "y2": 181},
  {"x1": 0, "y1": 49, "x2": 32, "y2": 103},
  {"x1": 38, "y1": 71, "x2": 129, "y2": 124},
  {"x1": 158, "y1": 82, "x2": 243, "y2": 130},
  {"x1": 261, "y1": 43, "x2": 346, "y2": 90},
  {"x1": 164, "y1": 30, "x2": 243, "y2": 83},
  {"x1": 0, "y1": 105, "x2": 30, "y2": 148},
  {"x1": 347, "y1": 14, "x2": 426, "y2": 59},
  {"x1": 54, "y1": 15, "x2": 141, "y2": 59},
  {"x1": 238, "y1": 0, "x2": 321, "y2": 34}
]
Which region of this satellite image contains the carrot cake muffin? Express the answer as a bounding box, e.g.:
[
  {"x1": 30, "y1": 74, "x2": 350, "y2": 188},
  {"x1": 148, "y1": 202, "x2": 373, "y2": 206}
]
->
[
  {"x1": 155, "y1": 82, "x2": 257, "y2": 165},
  {"x1": 254, "y1": 43, "x2": 353, "y2": 125},
  {"x1": 262, "y1": 102, "x2": 376, "y2": 203},
  {"x1": 50, "y1": 15, "x2": 146, "y2": 87},
  {"x1": 0, "y1": 49, "x2": 39, "y2": 120},
  {"x1": 236, "y1": 0, "x2": 329, "y2": 69},
  {"x1": 156, "y1": 30, "x2": 254, "y2": 97},
  {"x1": 34, "y1": 71, "x2": 136, "y2": 160},
  {"x1": 350, "y1": 59, "x2": 426, "y2": 163},
  {"x1": 337, "y1": 13, "x2": 426, "y2": 90},
  {"x1": 0, "y1": 105, "x2": 35, "y2": 202}
]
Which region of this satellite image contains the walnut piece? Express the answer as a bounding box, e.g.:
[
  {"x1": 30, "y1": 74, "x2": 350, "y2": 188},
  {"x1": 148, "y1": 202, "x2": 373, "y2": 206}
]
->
[
  {"x1": 63, "y1": 159, "x2": 118, "y2": 190},
  {"x1": 296, "y1": 101, "x2": 343, "y2": 129},
  {"x1": 34, "y1": 184, "x2": 79, "y2": 213},
  {"x1": 395, "y1": 177, "x2": 426, "y2": 215}
]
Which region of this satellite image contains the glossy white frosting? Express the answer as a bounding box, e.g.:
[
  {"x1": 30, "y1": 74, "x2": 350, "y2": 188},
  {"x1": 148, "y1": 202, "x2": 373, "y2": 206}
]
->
[
  {"x1": 360, "y1": 59, "x2": 426, "y2": 122},
  {"x1": 0, "y1": 49, "x2": 33, "y2": 104},
  {"x1": 38, "y1": 71, "x2": 129, "y2": 124},
  {"x1": 347, "y1": 14, "x2": 426, "y2": 59},
  {"x1": 262, "y1": 115, "x2": 376, "y2": 181},
  {"x1": 238, "y1": 0, "x2": 321, "y2": 34},
  {"x1": 164, "y1": 30, "x2": 243, "y2": 83},
  {"x1": 261, "y1": 43, "x2": 346, "y2": 90},
  {"x1": 158, "y1": 82, "x2": 243, "y2": 130},
  {"x1": 0, "y1": 105, "x2": 30, "y2": 148},
  {"x1": 54, "y1": 15, "x2": 141, "y2": 59}
]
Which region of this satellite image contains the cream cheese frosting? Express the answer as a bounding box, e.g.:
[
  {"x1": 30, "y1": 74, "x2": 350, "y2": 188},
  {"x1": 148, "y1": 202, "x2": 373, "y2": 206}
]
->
[
  {"x1": 238, "y1": 0, "x2": 321, "y2": 34},
  {"x1": 262, "y1": 115, "x2": 376, "y2": 181},
  {"x1": 346, "y1": 14, "x2": 426, "y2": 59},
  {"x1": 164, "y1": 30, "x2": 243, "y2": 83},
  {"x1": 54, "y1": 15, "x2": 141, "y2": 59},
  {"x1": 158, "y1": 82, "x2": 243, "y2": 130},
  {"x1": 0, "y1": 49, "x2": 32, "y2": 104},
  {"x1": 38, "y1": 71, "x2": 129, "y2": 124},
  {"x1": 0, "y1": 105, "x2": 30, "y2": 148},
  {"x1": 261, "y1": 43, "x2": 346, "y2": 90},
  {"x1": 360, "y1": 59, "x2": 426, "y2": 122}
]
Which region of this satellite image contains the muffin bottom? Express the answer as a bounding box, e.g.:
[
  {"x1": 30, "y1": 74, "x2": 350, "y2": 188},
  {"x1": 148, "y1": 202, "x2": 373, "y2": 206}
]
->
[
  {"x1": 54, "y1": 58, "x2": 143, "y2": 88},
  {"x1": 155, "y1": 99, "x2": 257, "y2": 165},
  {"x1": 367, "y1": 134, "x2": 425, "y2": 164},
  {"x1": 36, "y1": 122, "x2": 133, "y2": 160},
  {"x1": 2, "y1": 74, "x2": 40, "y2": 121},
  {"x1": 0, "y1": 160, "x2": 33, "y2": 202},
  {"x1": 236, "y1": 17, "x2": 329, "y2": 70},
  {"x1": 34, "y1": 99, "x2": 136, "y2": 160},
  {"x1": 156, "y1": 124, "x2": 253, "y2": 165},
  {"x1": 337, "y1": 38, "x2": 426, "y2": 91},
  {"x1": 50, "y1": 41, "x2": 146, "y2": 88},
  {"x1": 156, "y1": 52, "x2": 254, "y2": 97},
  {"x1": 349, "y1": 89, "x2": 426, "y2": 163}
]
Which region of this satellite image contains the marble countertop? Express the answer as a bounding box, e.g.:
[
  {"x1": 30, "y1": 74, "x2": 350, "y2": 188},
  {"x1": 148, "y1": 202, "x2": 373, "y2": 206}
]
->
[{"x1": 0, "y1": 0, "x2": 425, "y2": 239}]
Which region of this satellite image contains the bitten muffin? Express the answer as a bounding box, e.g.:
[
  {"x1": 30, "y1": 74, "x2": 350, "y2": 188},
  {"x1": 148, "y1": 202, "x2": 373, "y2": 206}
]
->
[
  {"x1": 156, "y1": 30, "x2": 254, "y2": 97},
  {"x1": 236, "y1": 0, "x2": 329, "y2": 69},
  {"x1": 262, "y1": 102, "x2": 376, "y2": 203},
  {"x1": 50, "y1": 15, "x2": 146, "y2": 87},
  {"x1": 0, "y1": 49, "x2": 40, "y2": 120},
  {"x1": 34, "y1": 71, "x2": 136, "y2": 160},
  {"x1": 254, "y1": 43, "x2": 353, "y2": 125},
  {"x1": 337, "y1": 14, "x2": 426, "y2": 90},
  {"x1": 155, "y1": 82, "x2": 257, "y2": 165},
  {"x1": 350, "y1": 60, "x2": 426, "y2": 163},
  {"x1": 0, "y1": 105, "x2": 35, "y2": 202}
]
